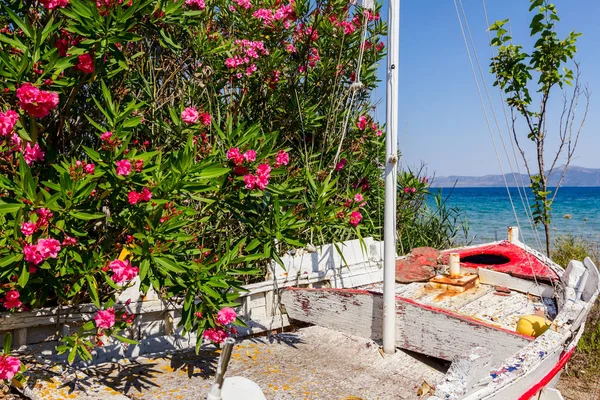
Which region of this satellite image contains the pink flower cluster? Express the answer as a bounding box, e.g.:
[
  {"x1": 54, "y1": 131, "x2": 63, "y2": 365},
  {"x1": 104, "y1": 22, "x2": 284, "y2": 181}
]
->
[
  {"x1": 225, "y1": 40, "x2": 269, "y2": 78},
  {"x1": 2, "y1": 290, "x2": 22, "y2": 310},
  {"x1": 23, "y1": 238, "x2": 61, "y2": 265},
  {"x1": 116, "y1": 159, "x2": 132, "y2": 176},
  {"x1": 226, "y1": 147, "x2": 255, "y2": 165},
  {"x1": 403, "y1": 187, "x2": 417, "y2": 194},
  {"x1": 94, "y1": 308, "x2": 115, "y2": 329},
  {"x1": 0, "y1": 355, "x2": 21, "y2": 381},
  {"x1": 307, "y1": 48, "x2": 320, "y2": 68},
  {"x1": 335, "y1": 158, "x2": 346, "y2": 171},
  {"x1": 75, "y1": 53, "x2": 95, "y2": 74},
  {"x1": 185, "y1": 0, "x2": 205, "y2": 9},
  {"x1": 295, "y1": 24, "x2": 319, "y2": 42},
  {"x1": 244, "y1": 163, "x2": 271, "y2": 190},
  {"x1": 216, "y1": 307, "x2": 237, "y2": 325},
  {"x1": 109, "y1": 259, "x2": 138, "y2": 283},
  {"x1": 39, "y1": 0, "x2": 68, "y2": 9},
  {"x1": 0, "y1": 109, "x2": 18, "y2": 137},
  {"x1": 274, "y1": 150, "x2": 289, "y2": 168},
  {"x1": 349, "y1": 210, "x2": 362, "y2": 227},
  {"x1": 356, "y1": 115, "x2": 368, "y2": 130},
  {"x1": 232, "y1": 0, "x2": 252, "y2": 10},
  {"x1": 202, "y1": 327, "x2": 229, "y2": 344},
  {"x1": 74, "y1": 160, "x2": 95, "y2": 175},
  {"x1": 252, "y1": 2, "x2": 295, "y2": 28},
  {"x1": 181, "y1": 107, "x2": 212, "y2": 126},
  {"x1": 128, "y1": 187, "x2": 152, "y2": 205},
  {"x1": 23, "y1": 143, "x2": 45, "y2": 166},
  {"x1": 16, "y1": 83, "x2": 59, "y2": 118},
  {"x1": 202, "y1": 307, "x2": 238, "y2": 344}
]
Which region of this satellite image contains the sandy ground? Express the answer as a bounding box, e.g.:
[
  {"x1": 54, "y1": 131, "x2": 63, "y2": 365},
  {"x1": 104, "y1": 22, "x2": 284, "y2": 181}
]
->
[{"x1": 23, "y1": 326, "x2": 447, "y2": 400}]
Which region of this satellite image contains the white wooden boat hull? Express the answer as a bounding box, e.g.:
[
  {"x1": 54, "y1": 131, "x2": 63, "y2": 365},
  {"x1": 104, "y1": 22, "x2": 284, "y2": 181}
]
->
[{"x1": 278, "y1": 238, "x2": 600, "y2": 400}]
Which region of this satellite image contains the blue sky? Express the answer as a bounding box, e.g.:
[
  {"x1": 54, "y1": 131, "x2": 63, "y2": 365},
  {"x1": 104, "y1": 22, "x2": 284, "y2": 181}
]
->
[{"x1": 373, "y1": 0, "x2": 600, "y2": 176}]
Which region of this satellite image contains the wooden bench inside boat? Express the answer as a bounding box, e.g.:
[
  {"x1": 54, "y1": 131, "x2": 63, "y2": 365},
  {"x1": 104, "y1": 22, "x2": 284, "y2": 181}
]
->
[{"x1": 281, "y1": 271, "x2": 556, "y2": 367}]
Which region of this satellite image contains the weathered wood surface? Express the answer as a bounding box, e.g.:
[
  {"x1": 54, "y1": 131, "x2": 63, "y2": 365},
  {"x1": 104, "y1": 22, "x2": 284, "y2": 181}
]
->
[
  {"x1": 478, "y1": 268, "x2": 555, "y2": 298},
  {"x1": 281, "y1": 287, "x2": 532, "y2": 366},
  {"x1": 361, "y1": 280, "x2": 550, "y2": 332}
]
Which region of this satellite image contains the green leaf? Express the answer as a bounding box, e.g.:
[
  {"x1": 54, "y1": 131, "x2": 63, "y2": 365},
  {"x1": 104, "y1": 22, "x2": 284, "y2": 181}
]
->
[
  {"x1": 70, "y1": 211, "x2": 106, "y2": 220},
  {"x1": 154, "y1": 257, "x2": 186, "y2": 273},
  {"x1": 86, "y1": 275, "x2": 100, "y2": 307},
  {"x1": 0, "y1": 202, "x2": 23, "y2": 214},
  {"x1": 112, "y1": 333, "x2": 139, "y2": 345},
  {"x1": 3, "y1": 332, "x2": 12, "y2": 354}
]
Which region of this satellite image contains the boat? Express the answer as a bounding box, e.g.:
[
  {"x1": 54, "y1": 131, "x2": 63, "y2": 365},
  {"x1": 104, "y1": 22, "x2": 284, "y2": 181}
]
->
[{"x1": 279, "y1": 230, "x2": 600, "y2": 399}]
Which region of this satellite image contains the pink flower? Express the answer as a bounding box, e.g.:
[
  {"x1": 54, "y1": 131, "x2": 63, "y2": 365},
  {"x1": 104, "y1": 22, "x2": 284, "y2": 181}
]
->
[
  {"x1": 195, "y1": 311, "x2": 203, "y2": 319},
  {"x1": 116, "y1": 159, "x2": 132, "y2": 176},
  {"x1": 37, "y1": 238, "x2": 61, "y2": 259},
  {"x1": 75, "y1": 53, "x2": 95, "y2": 74},
  {"x1": 36, "y1": 208, "x2": 53, "y2": 227},
  {"x1": 109, "y1": 259, "x2": 139, "y2": 283},
  {"x1": 376, "y1": 129, "x2": 383, "y2": 137},
  {"x1": 185, "y1": 0, "x2": 205, "y2": 9},
  {"x1": 23, "y1": 244, "x2": 43, "y2": 265},
  {"x1": 84, "y1": 163, "x2": 95, "y2": 174},
  {"x1": 202, "y1": 327, "x2": 229, "y2": 344},
  {"x1": 232, "y1": 0, "x2": 252, "y2": 9},
  {"x1": 356, "y1": 115, "x2": 368, "y2": 130},
  {"x1": 216, "y1": 307, "x2": 237, "y2": 325},
  {"x1": 244, "y1": 174, "x2": 257, "y2": 189},
  {"x1": 2, "y1": 290, "x2": 22, "y2": 310},
  {"x1": 243, "y1": 150, "x2": 256, "y2": 162},
  {"x1": 274, "y1": 150, "x2": 289, "y2": 167},
  {"x1": 100, "y1": 131, "x2": 113, "y2": 142},
  {"x1": 256, "y1": 175, "x2": 269, "y2": 190},
  {"x1": 335, "y1": 158, "x2": 347, "y2": 171},
  {"x1": 0, "y1": 110, "x2": 18, "y2": 137},
  {"x1": 256, "y1": 163, "x2": 271, "y2": 178},
  {"x1": 23, "y1": 143, "x2": 45, "y2": 166},
  {"x1": 39, "y1": 0, "x2": 68, "y2": 9},
  {"x1": 349, "y1": 211, "x2": 362, "y2": 227},
  {"x1": 20, "y1": 222, "x2": 36, "y2": 237},
  {"x1": 181, "y1": 107, "x2": 199, "y2": 124},
  {"x1": 94, "y1": 308, "x2": 116, "y2": 329},
  {"x1": 140, "y1": 187, "x2": 152, "y2": 202},
  {"x1": 0, "y1": 356, "x2": 21, "y2": 380},
  {"x1": 16, "y1": 83, "x2": 59, "y2": 118},
  {"x1": 354, "y1": 193, "x2": 363, "y2": 203},
  {"x1": 199, "y1": 112, "x2": 211, "y2": 126},
  {"x1": 128, "y1": 191, "x2": 141, "y2": 205},
  {"x1": 226, "y1": 148, "x2": 244, "y2": 166},
  {"x1": 62, "y1": 236, "x2": 77, "y2": 246}
]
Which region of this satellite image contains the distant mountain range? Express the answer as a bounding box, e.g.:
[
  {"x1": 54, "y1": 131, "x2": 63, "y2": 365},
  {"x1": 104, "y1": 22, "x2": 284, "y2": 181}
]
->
[{"x1": 430, "y1": 166, "x2": 600, "y2": 188}]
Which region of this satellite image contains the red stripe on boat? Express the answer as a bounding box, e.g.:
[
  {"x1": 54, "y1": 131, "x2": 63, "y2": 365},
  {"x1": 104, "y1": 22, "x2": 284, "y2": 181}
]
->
[
  {"x1": 442, "y1": 241, "x2": 559, "y2": 282},
  {"x1": 517, "y1": 347, "x2": 576, "y2": 400}
]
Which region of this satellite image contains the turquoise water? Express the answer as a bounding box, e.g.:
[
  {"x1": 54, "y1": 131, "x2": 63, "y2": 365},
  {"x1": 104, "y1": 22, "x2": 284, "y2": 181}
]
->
[{"x1": 433, "y1": 187, "x2": 600, "y2": 247}]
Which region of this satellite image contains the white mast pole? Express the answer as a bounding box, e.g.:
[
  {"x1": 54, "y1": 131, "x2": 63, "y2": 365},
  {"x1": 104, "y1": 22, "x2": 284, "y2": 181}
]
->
[{"x1": 383, "y1": 0, "x2": 399, "y2": 355}]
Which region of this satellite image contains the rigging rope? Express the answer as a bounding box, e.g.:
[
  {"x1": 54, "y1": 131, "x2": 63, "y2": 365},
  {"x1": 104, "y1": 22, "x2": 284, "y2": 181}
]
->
[
  {"x1": 457, "y1": 0, "x2": 544, "y2": 251},
  {"x1": 333, "y1": 9, "x2": 370, "y2": 166},
  {"x1": 452, "y1": 0, "x2": 525, "y2": 244},
  {"x1": 454, "y1": 0, "x2": 552, "y2": 300},
  {"x1": 479, "y1": 0, "x2": 545, "y2": 251}
]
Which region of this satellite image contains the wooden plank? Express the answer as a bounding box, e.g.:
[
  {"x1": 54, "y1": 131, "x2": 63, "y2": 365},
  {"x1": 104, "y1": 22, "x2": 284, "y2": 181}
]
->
[
  {"x1": 281, "y1": 287, "x2": 532, "y2": 366},
  {"x1": 478, "y1": 268, "x2": 555, "y2": 297}
]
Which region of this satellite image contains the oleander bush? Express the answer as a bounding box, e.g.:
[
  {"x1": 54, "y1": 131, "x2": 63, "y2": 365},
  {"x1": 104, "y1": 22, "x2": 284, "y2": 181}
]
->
[{"x1": 0, "y1": 0, "x2": 390, "y2": 373}]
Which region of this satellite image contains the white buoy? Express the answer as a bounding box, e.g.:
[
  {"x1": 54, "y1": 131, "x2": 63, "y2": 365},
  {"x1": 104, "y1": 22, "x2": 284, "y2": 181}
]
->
[{"x1": 449, "y1": 253, "x2": 461, "y2": 278}]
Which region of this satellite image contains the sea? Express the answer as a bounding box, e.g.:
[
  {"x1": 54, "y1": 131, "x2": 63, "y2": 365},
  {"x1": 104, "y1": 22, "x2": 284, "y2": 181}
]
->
[{"x1": 432, "y1": 187, "x2": 600, "y2": 247}]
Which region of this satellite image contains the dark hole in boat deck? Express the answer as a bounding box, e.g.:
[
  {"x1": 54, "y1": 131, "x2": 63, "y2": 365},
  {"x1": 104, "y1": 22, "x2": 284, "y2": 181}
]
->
[{"x1": 461, "y1": 254, "x2": 511, "y2": 265}]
